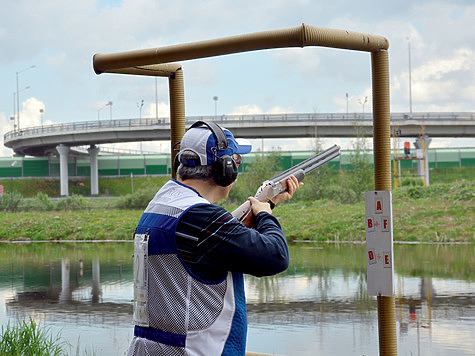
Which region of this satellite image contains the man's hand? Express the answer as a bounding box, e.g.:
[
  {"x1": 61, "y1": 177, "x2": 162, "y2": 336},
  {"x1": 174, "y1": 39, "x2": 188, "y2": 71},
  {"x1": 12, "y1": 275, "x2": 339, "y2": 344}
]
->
[
  {"x1": 240, "y1": 175, "x2": 303, "y2": 229},
  {"x1": 249, "y1": 196, "x2": 272, "y2": 215},
  {"x1": 240, "y1": 197, "x2": 271, "y2": 228},
  {"x1": 271, "y1": 175, "x2": 303, "y2": 205}
]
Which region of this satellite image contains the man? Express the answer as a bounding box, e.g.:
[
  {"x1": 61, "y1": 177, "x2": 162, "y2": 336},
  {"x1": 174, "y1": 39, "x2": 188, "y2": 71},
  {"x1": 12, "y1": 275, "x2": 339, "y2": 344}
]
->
[{"x1": 128, "y1": 121, "x2": 301, "y2": 356}]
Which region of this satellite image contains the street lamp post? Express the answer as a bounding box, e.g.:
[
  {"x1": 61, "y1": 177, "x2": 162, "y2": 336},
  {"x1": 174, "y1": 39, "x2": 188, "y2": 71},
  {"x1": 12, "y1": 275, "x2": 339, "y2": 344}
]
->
[
  {"x1": 16, "y1": 65, "x2": 35, "y2": 131},
  {"x1": 138, "y1": 100, "x2": 144, "y2": 153},
  {"x1": 213, "y1": 96, "x2": 218, "y2": 119},
  {"x1": 97, "y1": 101, "x2": 112, "y2": 121},
  {"x1": 155, "y1": 77, "x2": 159, "y2": 120},
  {"x1": 12, "y1": 92, "x2": 16, "y2": 131},
  {"x1": 138, "y1": 99, "x2": 144, "y2": 119},
  {"x1": 359, "y1": 96, "x2": 368, "y2": 118},
  {"x1": 108, "y1": 101, "x2": 113, "y2": 120},
  {"x1": 407, "y1": 38, "x2": 413, "y2": 116},
  {"x1": 346, "y1": 93, "x2": 349, "y2": 115},
  {"x1": 12, "y1": 87, "x2": 30, "y2": 132},
  {"x1": 40, "y1": 108, "x2": 44, "y2": 126}
]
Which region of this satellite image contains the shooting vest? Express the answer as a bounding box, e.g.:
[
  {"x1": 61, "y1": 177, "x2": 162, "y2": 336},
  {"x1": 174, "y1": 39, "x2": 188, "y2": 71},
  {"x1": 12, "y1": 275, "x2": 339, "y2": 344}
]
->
[{"x1": 128, "y1": 179, "x2": 247, "y2": 356}]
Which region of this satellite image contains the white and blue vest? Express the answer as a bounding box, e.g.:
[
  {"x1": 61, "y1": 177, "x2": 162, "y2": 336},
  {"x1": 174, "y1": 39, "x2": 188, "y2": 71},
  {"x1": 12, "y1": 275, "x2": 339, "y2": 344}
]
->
[{"x1": 128, "y1": 180, "x2": 247, "y2": 356}]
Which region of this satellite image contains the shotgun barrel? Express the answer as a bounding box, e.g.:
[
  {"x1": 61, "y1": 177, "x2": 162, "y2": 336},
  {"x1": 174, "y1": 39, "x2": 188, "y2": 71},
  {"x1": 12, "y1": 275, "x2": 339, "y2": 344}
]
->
[
  {"x1": 269, "y1": 144, "x2": 340, "y2": 183},
  {"x1": 232, "y1": 145, "x2": 341, "y2": 221}
]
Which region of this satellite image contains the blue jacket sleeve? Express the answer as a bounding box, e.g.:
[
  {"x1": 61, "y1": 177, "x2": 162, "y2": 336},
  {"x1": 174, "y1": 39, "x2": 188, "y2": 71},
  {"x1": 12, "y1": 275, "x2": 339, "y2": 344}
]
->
[{"x1": 176, "y1": 204, "x2": 289, "y2": 279}]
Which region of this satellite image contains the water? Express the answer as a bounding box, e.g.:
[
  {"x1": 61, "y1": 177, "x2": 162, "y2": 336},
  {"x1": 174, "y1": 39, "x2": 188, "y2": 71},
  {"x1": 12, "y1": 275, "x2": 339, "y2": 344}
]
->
[{"x1": 0, "y1": 242, "x2": 473, "y2": 355}]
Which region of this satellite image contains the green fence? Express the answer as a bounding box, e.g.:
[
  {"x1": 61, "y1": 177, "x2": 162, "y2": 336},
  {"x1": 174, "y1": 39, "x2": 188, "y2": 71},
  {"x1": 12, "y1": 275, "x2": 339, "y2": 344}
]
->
[{"x1": 0, "y1": 148, "x2": 474, "y2": 178}]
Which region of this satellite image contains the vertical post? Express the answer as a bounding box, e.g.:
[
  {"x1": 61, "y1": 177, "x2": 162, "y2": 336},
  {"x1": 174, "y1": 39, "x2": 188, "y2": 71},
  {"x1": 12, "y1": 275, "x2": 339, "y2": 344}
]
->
[
  {"x1": 346, "y1": 92, "x2": 349, "y2": 115},
  {"x1": 371, "y1": 49, "x2": 397, "y2": 356},
  {"x1": 169, "y1": 68, "x2": 186, "y2": 178},
  {"x1": 91, "y1": 259, "x2": 102, "y2": 303},
  {"x1": 398, "y1": 160, "x2": 401, "y2": 186},
  {"x1": 155, "y1": 77, "x2": 159, "y2": 119},
  {"x1": 408, "y1": 40, "x2": 413, "y2": 116},
  {"x1": 423, "y1": 139, "x2": 427, "y2": 186},
  {"x1": 415, "y1": 135, "x2": 431, "y2": 186},
  {"x1": 213, "y1": 96, "x2": 218, "y2": 119},
  {"x1": 131, "y1": 172, "x2": 134, "y2": 194},
  {"x1": 12, "y1": 93, "x2": 16, "y2": 131},
  {"x1": 88, "y1": 145, "x2": 100, "y2": 196},
  {"x1": 59, "y1": 258, "x2": 71, "y2": 302},
  {"x1": 56, "y1": 144, "x2": 70, "y2": 197},
  {"x1": 16, "y1": 72, "x2": 20, "y2": 131},
  {"x1": 10, "y1": 161, "x2": 17, "y2": 203}
]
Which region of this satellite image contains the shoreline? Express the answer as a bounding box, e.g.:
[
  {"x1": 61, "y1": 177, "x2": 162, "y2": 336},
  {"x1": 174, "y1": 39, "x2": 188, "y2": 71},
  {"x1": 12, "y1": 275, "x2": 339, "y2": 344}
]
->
[{"x1": 1, "y1": 239, "x2": 472, "y2": 245}]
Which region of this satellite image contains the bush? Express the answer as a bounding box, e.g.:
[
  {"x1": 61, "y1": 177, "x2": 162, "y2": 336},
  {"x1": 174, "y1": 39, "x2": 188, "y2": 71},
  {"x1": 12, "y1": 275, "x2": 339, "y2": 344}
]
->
[
  {"x1": 0, "y1": 191, "x2": 23, "y2": 212},
  {"x1": 454, "y1": 185, "x2": 475, "y2": 201},
  {"x1": 56, "y1": 194, "x2": 87, "y2": 210},
  {"x1": 319, "y1": 184, "x2": 358, "y2": 204},
  {"x1": 25, "y1": 192, "x2": 56, "y2": 211},
  {"x1": 395, "y1": 180, "x2": 474, "y2": 201},
  {"x1": 115, "y1": 186, "x2": 158, "y2": 209},
  {"x1": 401, "y1": 177, "x2": 423, "y2": 186}
]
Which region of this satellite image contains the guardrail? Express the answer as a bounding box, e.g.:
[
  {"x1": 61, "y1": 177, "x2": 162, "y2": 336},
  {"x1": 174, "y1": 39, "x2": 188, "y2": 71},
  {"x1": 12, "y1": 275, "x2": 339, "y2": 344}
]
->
[{"x1": 4, "y1": 112, "x2": 474, "y2": 142}]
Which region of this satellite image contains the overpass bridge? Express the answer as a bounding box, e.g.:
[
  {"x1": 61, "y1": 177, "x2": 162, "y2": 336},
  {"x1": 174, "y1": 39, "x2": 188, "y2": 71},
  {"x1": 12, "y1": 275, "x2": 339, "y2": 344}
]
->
[
  {"x1": 4, "y1": 112, "x2": 475, "y2": 157},
  {"x1": 3, "y1": 111, "x2": 474, "y2": 196}
]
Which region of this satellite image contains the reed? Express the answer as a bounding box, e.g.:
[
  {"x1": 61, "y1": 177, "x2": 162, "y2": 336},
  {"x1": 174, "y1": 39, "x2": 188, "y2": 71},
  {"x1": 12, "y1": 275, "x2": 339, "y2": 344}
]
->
[{"x1": 0, "y1": 318, "x2": 66, "y2": 356}]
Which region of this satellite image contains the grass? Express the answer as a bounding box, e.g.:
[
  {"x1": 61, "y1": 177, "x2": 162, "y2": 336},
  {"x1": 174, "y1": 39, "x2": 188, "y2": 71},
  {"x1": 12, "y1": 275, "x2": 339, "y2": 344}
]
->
[
  {"x1": 0, "y1": 167, "x2": 472, "y2": 243},
  {"x1": 0, "y1": 185, "x2": 472, "y2": 243},
  {"x1": 1, "y1": 167, "x2": 473, "y2": 199},
  {"x1": 0, "y1": 318, "x2": 66, "y2": 356}
]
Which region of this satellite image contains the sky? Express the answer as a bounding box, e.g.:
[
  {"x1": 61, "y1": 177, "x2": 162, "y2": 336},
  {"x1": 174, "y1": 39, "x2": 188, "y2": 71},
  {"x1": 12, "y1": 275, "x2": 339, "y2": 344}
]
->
[{"x1": 0, "y1": 0, "x2": 474, "y2": 156}]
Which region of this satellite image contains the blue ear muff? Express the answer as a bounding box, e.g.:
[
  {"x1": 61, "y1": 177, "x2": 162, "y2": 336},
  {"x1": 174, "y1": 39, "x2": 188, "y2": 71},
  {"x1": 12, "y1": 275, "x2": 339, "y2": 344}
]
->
[{"x1": 189, "y1": 121, "x2": 238, "y2": 187}]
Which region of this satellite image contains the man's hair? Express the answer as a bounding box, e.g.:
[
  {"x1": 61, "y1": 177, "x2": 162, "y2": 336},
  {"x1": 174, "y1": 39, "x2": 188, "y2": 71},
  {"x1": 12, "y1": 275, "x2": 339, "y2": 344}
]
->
[{"x1": 176, "y1": 150, "x2": 213, "y2": 181}]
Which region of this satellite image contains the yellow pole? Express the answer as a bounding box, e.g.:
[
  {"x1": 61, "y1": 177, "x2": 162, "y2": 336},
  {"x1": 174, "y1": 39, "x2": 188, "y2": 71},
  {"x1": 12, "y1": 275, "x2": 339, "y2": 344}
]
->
[
  {"x1": 372, "y1": 49, "x2": 398, "y2": 356},
  {"x1": 93, "y1": 24, "x2": 389, "y2": 74},
  {"x1": 169, "y1": 68, "x2": 186, "y2": 178},
  {"x1": 92, "y1": 63, "x2": 186, "y2": 178}
]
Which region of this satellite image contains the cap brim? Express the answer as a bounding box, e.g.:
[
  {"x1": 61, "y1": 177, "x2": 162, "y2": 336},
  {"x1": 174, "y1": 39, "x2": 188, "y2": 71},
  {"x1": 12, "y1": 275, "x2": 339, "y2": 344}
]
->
[{"x1": 234, "y1": 138, "x2": 252, "y2": 154}]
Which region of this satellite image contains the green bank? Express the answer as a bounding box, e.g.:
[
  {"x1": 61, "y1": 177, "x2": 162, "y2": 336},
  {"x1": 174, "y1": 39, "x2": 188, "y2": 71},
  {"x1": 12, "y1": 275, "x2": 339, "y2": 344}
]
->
[{"x1": 0, "y1": 166, "x2": 473, "y2": 243}]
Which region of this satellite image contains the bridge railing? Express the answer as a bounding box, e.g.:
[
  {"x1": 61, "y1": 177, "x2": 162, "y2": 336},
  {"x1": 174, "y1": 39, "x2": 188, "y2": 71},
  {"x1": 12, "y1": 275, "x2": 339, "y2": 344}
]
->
[{"x1": 4, "y1": 112, "x2": 474, "y2": 142}]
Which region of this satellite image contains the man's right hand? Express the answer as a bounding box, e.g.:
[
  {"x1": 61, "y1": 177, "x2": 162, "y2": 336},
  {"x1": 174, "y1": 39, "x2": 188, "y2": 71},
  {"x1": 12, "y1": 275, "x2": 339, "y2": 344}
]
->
[{"x1": 248, "y1": 196, "x2": 272, "y2": 215}]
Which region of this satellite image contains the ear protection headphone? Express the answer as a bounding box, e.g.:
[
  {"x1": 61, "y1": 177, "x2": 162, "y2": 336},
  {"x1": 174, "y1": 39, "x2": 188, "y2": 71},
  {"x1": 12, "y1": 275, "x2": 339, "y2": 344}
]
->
[{"x1": 178, "y1": 121, "x2": 238, "y2": 187}]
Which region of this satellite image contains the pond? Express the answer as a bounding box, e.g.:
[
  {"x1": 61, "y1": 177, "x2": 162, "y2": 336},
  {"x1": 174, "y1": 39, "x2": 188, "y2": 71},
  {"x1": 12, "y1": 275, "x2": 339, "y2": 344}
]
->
[{"x1": 0, "y1": 242, "x2": 473, "y2": 355}]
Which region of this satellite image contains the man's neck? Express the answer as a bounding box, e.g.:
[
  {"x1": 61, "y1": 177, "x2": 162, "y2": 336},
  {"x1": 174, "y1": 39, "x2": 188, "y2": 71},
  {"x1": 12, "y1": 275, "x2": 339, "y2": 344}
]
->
[{"x1": 177, "y1": 178, "x2": 226, "y2": 203}]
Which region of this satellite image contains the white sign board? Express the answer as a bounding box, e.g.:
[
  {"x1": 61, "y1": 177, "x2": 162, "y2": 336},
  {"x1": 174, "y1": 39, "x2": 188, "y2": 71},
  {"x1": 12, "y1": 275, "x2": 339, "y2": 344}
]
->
[{"x1": 365, "y1": 191, "x2": 394, "y2": 296}]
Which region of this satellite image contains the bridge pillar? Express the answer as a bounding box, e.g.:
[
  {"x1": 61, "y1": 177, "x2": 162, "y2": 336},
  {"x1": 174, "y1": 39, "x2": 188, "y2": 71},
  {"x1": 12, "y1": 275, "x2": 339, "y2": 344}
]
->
[
  {"x1": 414, "y1": 135, "x2": 431, "y2": 186},
  {"x1": 88, "y1": 145, "x2": 100, "y2": 195},
  {"x1": 56, "y1": 144, "x2": 70, "y2": 196}
]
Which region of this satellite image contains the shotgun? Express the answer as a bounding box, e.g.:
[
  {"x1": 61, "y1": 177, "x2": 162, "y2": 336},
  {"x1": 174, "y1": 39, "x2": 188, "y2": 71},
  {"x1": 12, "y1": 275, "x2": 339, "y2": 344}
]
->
[{"x1": 232, "y1": 144, "x2": 341, "y2": 222}]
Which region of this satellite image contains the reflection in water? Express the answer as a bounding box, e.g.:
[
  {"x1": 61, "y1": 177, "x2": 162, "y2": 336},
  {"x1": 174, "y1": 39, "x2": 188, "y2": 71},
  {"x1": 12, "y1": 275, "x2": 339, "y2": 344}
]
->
[
  {"x1": 91, "y1": 259, "x2": 102, "y2": 304},
  {"x1": 0, "y1": 243, "x2": 473, "y2": 355}
]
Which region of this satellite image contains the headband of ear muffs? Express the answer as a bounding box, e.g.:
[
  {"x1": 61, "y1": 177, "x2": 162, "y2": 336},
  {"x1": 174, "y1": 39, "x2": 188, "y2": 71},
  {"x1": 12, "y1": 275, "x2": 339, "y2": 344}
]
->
[{"x1": 178, "y1": 121, "x2": 237, "y2": 187}]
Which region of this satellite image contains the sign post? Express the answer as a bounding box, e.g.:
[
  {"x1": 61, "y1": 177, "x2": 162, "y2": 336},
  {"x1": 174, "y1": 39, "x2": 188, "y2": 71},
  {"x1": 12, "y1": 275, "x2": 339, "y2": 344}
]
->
[{"x1": 365, "y1": 190, "x2": 394, "y2": 296}]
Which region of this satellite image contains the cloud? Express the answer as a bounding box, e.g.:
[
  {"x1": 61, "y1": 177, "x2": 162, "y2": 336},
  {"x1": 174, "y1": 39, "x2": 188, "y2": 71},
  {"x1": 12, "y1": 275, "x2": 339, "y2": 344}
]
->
[
  {"x1": 0, "y1": 112, "x2": 14, "y2": 156},
  {"x1": 144, "y1": 102, "x2": 170, "y2": 119},
  {"x1": 391, "y1": 47, "x2": 475, "y2": 111},
  {"x1": 18, "y1": 97, "x2": 46, "y2": 129},
  {"x1": 0, "y1": 0, "x2": 474, "y2": 155},
  {"x1": 229, "y1": 104, "x2": 295, "y2": 115}
]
